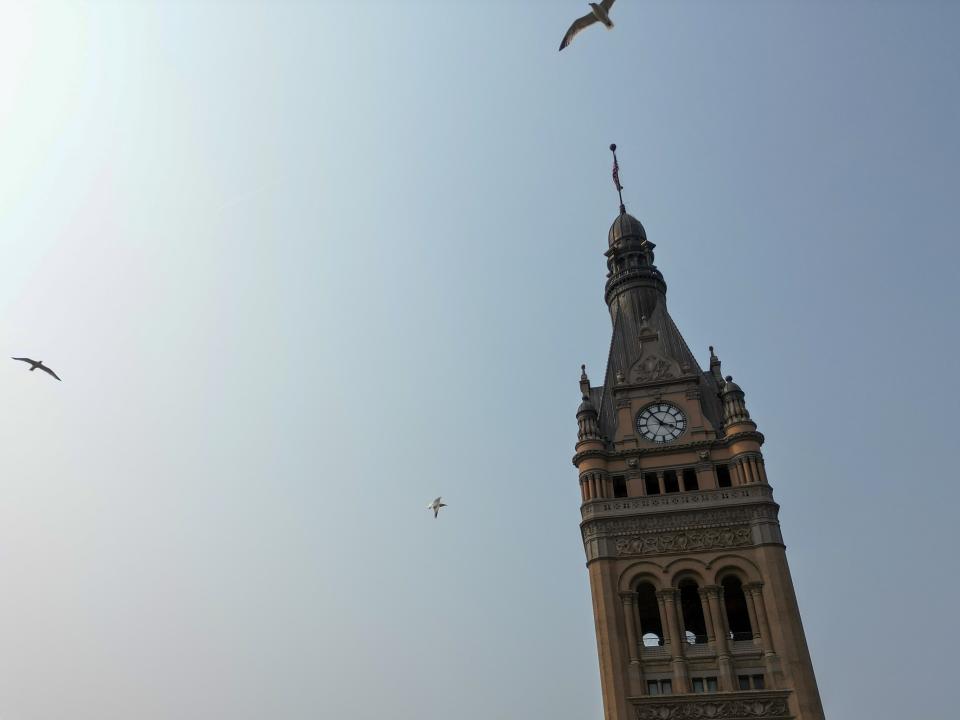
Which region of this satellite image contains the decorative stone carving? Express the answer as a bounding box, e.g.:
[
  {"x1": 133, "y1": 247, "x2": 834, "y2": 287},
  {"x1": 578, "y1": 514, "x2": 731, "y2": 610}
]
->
[
  {"x1": 631, "y1": 354, "x2": 676, "y2": 383},
  {"x1": 632, "y1": 694, "x2": 790, "y2": 719},
  {"x1": 615, "y1": 525, "x2": 752, "y2": 556}
]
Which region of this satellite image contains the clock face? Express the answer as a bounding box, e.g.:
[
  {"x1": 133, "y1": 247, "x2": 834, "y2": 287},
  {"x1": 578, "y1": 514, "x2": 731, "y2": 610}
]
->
[{"x1": 636, "y1": 403, "x2": 687, "y2": 443}]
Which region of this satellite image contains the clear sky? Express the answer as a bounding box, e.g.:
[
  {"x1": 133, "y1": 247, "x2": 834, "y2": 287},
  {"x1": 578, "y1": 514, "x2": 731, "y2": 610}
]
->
[{"x1": 0, "y1": 1, "x2": 957, "y2": 718}]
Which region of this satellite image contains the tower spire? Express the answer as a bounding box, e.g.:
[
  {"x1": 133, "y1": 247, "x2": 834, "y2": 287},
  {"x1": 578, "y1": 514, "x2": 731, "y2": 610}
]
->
[{"x1": 610, "y1": 143, "x2": 626, "y2": 215}]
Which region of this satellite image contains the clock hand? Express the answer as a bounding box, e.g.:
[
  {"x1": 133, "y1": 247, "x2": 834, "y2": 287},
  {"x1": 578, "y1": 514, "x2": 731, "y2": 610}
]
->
[{"x1": 655, "y1": 412, "x2": 677, "y2": 429}]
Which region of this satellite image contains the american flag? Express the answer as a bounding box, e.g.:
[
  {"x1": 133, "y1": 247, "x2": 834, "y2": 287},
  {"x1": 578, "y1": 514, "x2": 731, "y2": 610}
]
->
[{"x1": 612, "y1": 155, "x2": 623, "y2": 192}]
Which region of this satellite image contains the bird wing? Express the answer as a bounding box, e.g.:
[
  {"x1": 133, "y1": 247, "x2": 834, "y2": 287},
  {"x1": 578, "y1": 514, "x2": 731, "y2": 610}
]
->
[
  {"x1": 39, "y1": 365, "x2": 61, "y2": 381},
  {"x1": 11, "y1": 357, "x2": 36, "y2": 364},
  {"x1": 600, "y1": 0, "x2": 616, "y2": 12},
  {"x1": 559, "y1": 12, "x2": 598, "y2": 51}
]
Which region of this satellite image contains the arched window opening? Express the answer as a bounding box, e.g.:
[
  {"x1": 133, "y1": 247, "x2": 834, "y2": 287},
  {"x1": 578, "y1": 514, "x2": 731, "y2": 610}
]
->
[
  {"x1": 722, "y1": 576, "x2": 753, "y2": 641},
  {"x1": 636, "y1": 583, "x2": 664, "y2": 647},
  {"x1": 682, "y1": 468, "x2": 699, "y2": 491},
  {"x1": 612, "y1": 475, "x2": 628, "y2": 498},
  {"x1": 716, "y1": 464, "x2": 732, "y2": 488},
  {"x1": 663, "y1": 470, "x2": 679, "y2": 494},
  {"x1": 644, "y1": 472, "x2": 660, "y2": 496},
  {"x1": 678, "y1": 579, "x2": 707, "y2": 644}
]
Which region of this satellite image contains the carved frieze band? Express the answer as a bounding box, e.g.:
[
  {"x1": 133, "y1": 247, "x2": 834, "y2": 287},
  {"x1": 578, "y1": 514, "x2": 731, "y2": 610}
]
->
[
  {"x1": 615, "y1": 525, "x2": 752, "y2": 556},
  {"x1": 583, "y1": 505, "x2": 776, "y2": 539},
  {"x1": 632, "y1": 692, "x2": 791, "y2": 719}
]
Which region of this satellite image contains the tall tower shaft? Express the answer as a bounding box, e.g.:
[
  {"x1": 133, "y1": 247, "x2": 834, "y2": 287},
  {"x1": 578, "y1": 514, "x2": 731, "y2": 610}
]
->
[{"x1": 574, "y1": 189, "x2": 824, "y2": 720}]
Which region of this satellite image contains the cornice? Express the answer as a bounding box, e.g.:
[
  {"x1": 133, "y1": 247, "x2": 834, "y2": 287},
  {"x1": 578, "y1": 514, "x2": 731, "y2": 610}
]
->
[
  {"x1": 578, "y1": 485, "x2": 785, "y2": 562},
  {"x1": 580, "y1": 484, "x2": 778, "y2": 522},
  {"x1": 571, "y1": 431, "x2": 765, "y2": 467}
]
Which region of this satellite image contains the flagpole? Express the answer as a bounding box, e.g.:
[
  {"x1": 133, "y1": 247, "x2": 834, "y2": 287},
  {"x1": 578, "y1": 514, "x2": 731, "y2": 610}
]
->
[{"x1": 610, "y1": 144, "x2": 626, "y2": 215}]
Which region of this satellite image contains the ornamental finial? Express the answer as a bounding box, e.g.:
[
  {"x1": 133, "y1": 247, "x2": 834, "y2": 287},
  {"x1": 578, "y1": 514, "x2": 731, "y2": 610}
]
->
[{"x1": 610, "y1": 143, "x2": 626, "y2": 215}]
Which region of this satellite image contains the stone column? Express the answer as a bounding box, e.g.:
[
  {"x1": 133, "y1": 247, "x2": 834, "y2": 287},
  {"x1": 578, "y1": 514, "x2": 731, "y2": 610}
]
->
[
  {"x1": 745, "y1": 582, "x2": 780, "y2": 689},
  {"x1": 746, "y1": 583, "x2": 773, "y2": 648},
  {"x1": 704, "y1": 585, "x2": 735, "y2": 692},
  {"x1": 621, "y1": 592, "x2": 646, "y2": 695},
  {"x1": 744, "y1": 585, "x2": 761, "y2": 641},
  {"x1": 655, "y1": 591, "x2": 670, "y2": 650},
  {"x1": 657, "y1": 472, "x2": 666, "y2": 496},
  {"x1": 620, "y1": 593, "x2": 640, "y2": 663},
  {"x1": 756, "y1": 458, "x2": 768, "y2": 484},
  {"x1": 657, "y1": 589, "x2": 689, "y2": 693},
  {"x1": 698, "y1": 586, "x2": 716, "y2": 644},
  {"x1": 695, "y1": 463, "x2": 714, "y2": 491},
  {"x1": 730, "y1": 459, "x2": 747, "y2": 485}
]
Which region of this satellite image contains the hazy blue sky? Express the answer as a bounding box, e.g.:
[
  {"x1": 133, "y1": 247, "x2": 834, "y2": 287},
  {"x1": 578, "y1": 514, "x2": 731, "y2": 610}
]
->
[{"x1": 0, "y1": 1, "x2": 957, "y2": 718}]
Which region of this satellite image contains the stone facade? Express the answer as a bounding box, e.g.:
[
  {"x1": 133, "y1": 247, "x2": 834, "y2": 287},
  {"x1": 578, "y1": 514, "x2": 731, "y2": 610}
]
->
[{"x1": 573, "y1": 208, "x2": 824, "y2": 720}]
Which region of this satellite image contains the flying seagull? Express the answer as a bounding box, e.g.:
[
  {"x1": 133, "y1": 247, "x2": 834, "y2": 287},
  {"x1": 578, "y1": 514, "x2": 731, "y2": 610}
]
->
[
  {"x1": 11, "y1": 357, "x2": 62, "y2": 381},
  {"x1": 427, "y1": 497, "x2": 447, "y2": 519},
  {"x1": 559, "y1": 0, "x2": 616, "y2": 51}
]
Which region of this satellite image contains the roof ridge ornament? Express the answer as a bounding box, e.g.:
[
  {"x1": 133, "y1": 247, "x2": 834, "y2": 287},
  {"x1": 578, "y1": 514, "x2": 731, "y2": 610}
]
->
[
  {"x1": 610, "y1": 143, "x2": 626, "y2": 215},
  {"x1": 580, "y1": 364, "x2": 591, "y2": 399},
  {"x1": 709, "y1": 345, "x2": 724, "y2": 385}
]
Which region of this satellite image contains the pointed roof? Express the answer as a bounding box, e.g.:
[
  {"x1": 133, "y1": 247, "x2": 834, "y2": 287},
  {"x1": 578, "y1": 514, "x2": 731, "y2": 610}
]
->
[{"x1": 589, "y1": 209, "x2": 725, "y2": 440}]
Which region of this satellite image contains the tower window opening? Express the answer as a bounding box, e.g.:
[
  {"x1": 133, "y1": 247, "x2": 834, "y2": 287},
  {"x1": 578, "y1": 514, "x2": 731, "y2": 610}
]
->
[
  {"x1": 716, "y1": 464, "x2": 732, "y2": 488},
  {"x1": 737, "y1": 675, "x2": 764, "y2": 691},
  {"x1": 644, "y1": 472, "x2": 660, "y2": 496},
  {"x1": 636, "y1": 583, "x2": 664, "y2": 647},
  {"x1": 682, "y1": 468, "x2": 699, "y2": 491},
  {"x1": 722, "y1": 576, "x2": 753, "y2": 641},
  {"x1": 692, "y1": 677, "x2": 718, "y2": 693},
  {"x1": 678, "y1": 579, "x2": 708, "y2": 644},
  {"x1": 612, "y1": 475, "x2": 628, "y2": 498},
  {"x1": 663, "y1": 470, "x2": 679, "y2": 494},
  {"x1": 647, "y1": 679, "x2": 672, "y2": 696}
]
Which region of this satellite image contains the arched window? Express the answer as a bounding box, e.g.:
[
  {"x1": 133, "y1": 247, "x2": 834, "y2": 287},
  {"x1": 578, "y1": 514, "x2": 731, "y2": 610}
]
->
[
  {"x1": 636, "y1": 583, "x2": 664, "y2": 647},
  {"x1": 678, "y1": 579, "x2": 707, "y2": 644},
  {"x1": 722, "y1": 575, "x2": 753, "y2": 641}
]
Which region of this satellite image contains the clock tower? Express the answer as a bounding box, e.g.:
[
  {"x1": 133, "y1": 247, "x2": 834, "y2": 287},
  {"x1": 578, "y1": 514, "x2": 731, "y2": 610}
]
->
[{"x1": 574, "y1": 148, "x2": 824, "y2": 720}]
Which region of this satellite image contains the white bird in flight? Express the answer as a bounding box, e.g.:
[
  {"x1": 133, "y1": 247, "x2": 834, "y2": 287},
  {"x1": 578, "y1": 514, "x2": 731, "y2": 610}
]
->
[
  {"x1": 11, "y1": 357, "x2": 62, "y2": 381},
  {"x1": 559, "y1": 1, "x2": 617, "y2": 51},
  {"x1": 427, "y1": 497, "x2": 447, "y2": 519}
]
